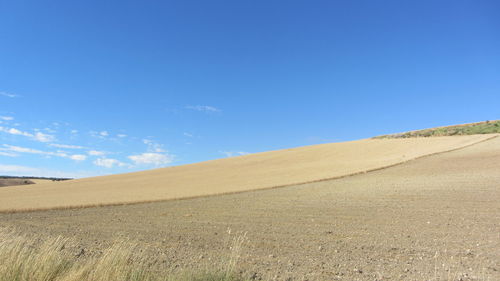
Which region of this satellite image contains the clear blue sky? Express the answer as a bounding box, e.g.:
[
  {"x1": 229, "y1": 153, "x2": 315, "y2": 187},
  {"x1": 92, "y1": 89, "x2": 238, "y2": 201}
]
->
[{"x1": 1, "y1": 0, "x2": 499, "y2": 178}]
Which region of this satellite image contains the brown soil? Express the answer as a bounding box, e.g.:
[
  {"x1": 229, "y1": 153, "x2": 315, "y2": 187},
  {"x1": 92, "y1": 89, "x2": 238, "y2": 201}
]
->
[
  {"x1": 0, "y1": 136, "x2": 499, "y2": 280},
  {"x1": 0, "y1": 178, "x2": 34, "y2": 187}
]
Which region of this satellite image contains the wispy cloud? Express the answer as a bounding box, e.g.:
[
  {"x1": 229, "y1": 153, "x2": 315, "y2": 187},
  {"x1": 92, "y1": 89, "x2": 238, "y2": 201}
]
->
[
  {"x1": 0, "y1": 151, "x2": 17, "y2": 157},
  {"x1": 185, "y1": 105, "x2": 221, "y2": 113},
  {"x1": 126, "y1": 138, "x2": 174, "y2": 167},
  {"x1": 0, "y1": 127, "x2": 32, "y2": 137},
  {"x1": 69, "y1": 154, "x2": 87, "y2": 161},
  {"x1": 33, "y1": 132, "x2": 55, "y2": 142},
  {"x1": 0, "y1": 164, "x2": 91, "y2": 178},
  {"x1": 90, "y1": 130, "x2": 110, "y2": 139},
  {"x1": 1, "y1": 144, "x2": 86, "y2": 161},
  {"x1": 0, "y1": 114, "x2": 182, "y2": 173},
  {"x1": 128, "y1": 138, "x2": 174, "y2": 166},
  {"x1": 2, "y1": 144, "x2": 67, "y2": 158},
  {"x1": 143, "y1": 139, "x2": 166, "y2": 152},
  {"x1": 128, "y1": 152, "x2": 173, "y2": 166},
  {"x1": 0, "y1": 126, "x2": 55, "y2": 143},
  {"x1": 2, "y1": 145, "x2": 46, "y2": 154},
  {"x1": 88, "y1": 150, "x2": 106, "y2": 156},
  {"x1": 93, "y1": 158, "x2": 127, "y2": 168},
  {"x1": 49, "y1": 143, "x2": 86, "y2": 149},
  {"x1": 0, "y1": 91, "x2": 19, "y2": 98},
  {"x1": 220, "y1": 151, "x2": 250, "y2": 157}
]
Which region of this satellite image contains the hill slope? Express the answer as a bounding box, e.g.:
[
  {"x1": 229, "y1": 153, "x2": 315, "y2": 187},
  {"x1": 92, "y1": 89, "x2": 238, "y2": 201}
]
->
[
  {"x1": 375, "y1": 120, "x2": 500, "y2": 138},
  {"x1": 2, "y1": 133, "x2": 499, "y2": 280},
  {"x1": 0, "y1": 134, "x2": 494, "y2": 212}
]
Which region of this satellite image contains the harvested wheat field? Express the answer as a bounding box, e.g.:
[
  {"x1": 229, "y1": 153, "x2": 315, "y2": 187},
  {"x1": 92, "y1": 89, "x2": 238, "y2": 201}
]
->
[
  {"x1": 0, "y1": 135, "x2": 494, "y2": 212},
  {"x1": 1, "y1": 135, "x2": 499, "y2": 280},
  {"x1": 29, "y1": 178, "x2": 63, "y2": 184}
]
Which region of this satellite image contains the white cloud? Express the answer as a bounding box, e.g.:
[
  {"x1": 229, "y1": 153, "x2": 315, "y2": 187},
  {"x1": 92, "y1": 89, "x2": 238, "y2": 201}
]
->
[
  {"x1": 71, "y1": 130, "x2": 78, "y2": 134},
  {"x1": 0, "y1": 126, "x2": 55, "y2": 143},
  {"x1": 117, "y1": 134, "x2": 127, "y2": 138},
  {"x1": 69, "y1": 154, "x2": 87, "y2": 161},
  {"x1": 185, "y1": 105, "x2": 221, "y2": 113},
  {"x1": 0, "y1": 151, "x2": 17, "y2": 157},
  {"x1": 2, "y1": 144, "x2": 66, "y2": 158},
  {"x1": 90, "y1": 130, "x2": 110, "y2": 139},
  {"x1": 33, "y1": 132, "x2": 55, "y2": 142},
  {"x1": 220, "y1": 151, "x2": 250, "y2": 157},
  {"x1": 128, "y1": 152, "x2": 173, "y2": 166},
  {"x1": 2, "y1": 144, "x2": 44, "y2": 154},
  {"x1": 49, "y1": 143, "x2": 86, "y2": 149},
  {"x1": 88, "y1": 150, "x2": 105, "y2": 156},
  {"x1": 1, "y1": 145, "x2": 86, "y2": 161},
  {"x1": 183, "y1": 132, "x2": 194, "y2": 137},
  {"x1": 0, "y1": 91, "x2": 18, "y2": 98},
  {"x1": 127, "y1": 139, "x2": 174, "y2": 166},
  {"x1": 94, "y1": 158, "x2": 126, "y2": 168},
  {"x1": 0, "y1": 116, "x2": 13, "y2": 121},
  {"x1": 5, "y1": 127, "x2": 32, "y2": 137},
  {"x1": 143, "y1": 139, "x2": 166, "y2": 152}
]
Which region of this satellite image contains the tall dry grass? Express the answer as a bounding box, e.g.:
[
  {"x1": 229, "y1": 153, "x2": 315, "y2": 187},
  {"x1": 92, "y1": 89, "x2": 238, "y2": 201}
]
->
[{"x1": 0, "y1": 228, "x2": 248, "y2": 281}]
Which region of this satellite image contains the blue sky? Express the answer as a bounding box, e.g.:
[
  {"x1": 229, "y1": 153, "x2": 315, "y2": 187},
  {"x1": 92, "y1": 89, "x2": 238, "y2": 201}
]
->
[{"x1": 1, "y1": 0, "x2": 499, "y2": 178}]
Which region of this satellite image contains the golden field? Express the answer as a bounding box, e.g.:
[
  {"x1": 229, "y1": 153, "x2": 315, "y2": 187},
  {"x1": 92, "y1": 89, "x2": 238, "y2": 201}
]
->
[{"x1": 0, "y1": 134, "x2": 494, "y2": 212}]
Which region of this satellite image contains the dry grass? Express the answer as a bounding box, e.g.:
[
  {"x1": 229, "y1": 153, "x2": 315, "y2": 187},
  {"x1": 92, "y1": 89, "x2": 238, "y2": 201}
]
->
[
  {"x1": 0, "y1": 228, "x2": 248, "y2": 281},
  {"x1": 0, "y1": 135, "x2": 494, "y2": 212},
  {"x1": 0, "y1": 228, "x2": 492, "y2": 281},
  {"x1": 375, "y1": 120, "x2": 500, "y2": 138}
]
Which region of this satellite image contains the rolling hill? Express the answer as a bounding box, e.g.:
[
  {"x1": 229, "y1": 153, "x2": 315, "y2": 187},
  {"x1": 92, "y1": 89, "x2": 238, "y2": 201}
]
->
[
  {"x1": 375, "y1": 120, "x2": 500, "y2": 138},
  {"x1": 0, "y1": 134, "x2": 495, "y2": 212}
]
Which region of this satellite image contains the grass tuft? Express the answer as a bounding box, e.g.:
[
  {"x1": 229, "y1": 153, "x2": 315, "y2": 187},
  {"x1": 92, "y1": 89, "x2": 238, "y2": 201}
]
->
[{"x1": 0, "y1": 228, "x2": 248, "y2": 281}]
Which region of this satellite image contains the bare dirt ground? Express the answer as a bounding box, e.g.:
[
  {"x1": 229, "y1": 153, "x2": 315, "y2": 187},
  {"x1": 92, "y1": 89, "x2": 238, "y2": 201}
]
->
[
  {"x1": 0, "y1": 178, "x2": 63, "y2": 187},
  {"x1": 0, "y1": 135, "x2": 490, "y2": 211},
  {"x1": 0, "y1": 178, "x2": 34, "y2": 187},
  {"x1": 1, "y1": 136, "x2": 499, "y2": 280}
]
